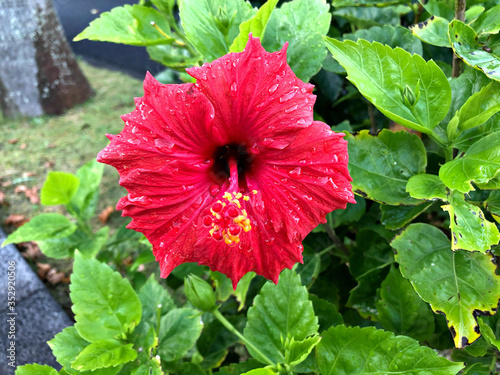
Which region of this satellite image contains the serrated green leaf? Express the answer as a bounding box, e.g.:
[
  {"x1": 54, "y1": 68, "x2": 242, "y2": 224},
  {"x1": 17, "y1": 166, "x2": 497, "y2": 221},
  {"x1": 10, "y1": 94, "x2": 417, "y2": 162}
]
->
[
  {"x1": 244, "y1": 269, "x2": 318, "y2": 364},
  {"x1": 456, "y1": 81, "x2": 500, "y2": 132},
  {"x1": 74, "y1": 5, "x2": 172, "y2": 46},
  {"x1": 316, "y1": 325, "x2": 464, "y2": 374},
  {"x1": 449, "y1": 20, "x2": 500, "y2": 82},
  {"x1": 346, "y1": 130, "x2": 426, "y2": 205},
  {"x1": 138, "y1": 275, "x2": 175, "y2": 325},
  {"x1": 179, "y1": 0, "x2": 255, "y2": 61},
  {"x1": 230, "y1": 0, "x2": 278, "y2": 53},
  {"x1": 70, "y1": 160, "x2": 104, "y2": 220},
  {"x1": 442, "y1": 192, "x2": 499, "y2": 252},
  {"x1": 262, "y1": 0, "x2": 331, "y2": 81},
  {"x1": 72, "y1": 339, "x2": 136, "y2": 371},
  {"x1": 71, "y1": 251, "x2": 142, "y2": 342},
  {"x1": 2, "y1": 213, "x2": 77, "y2": 246},
  {"x1": 454, "y1": 113, "x2": 500, "y2": 153},
  {"x1": 462, "y1": 362, "x2": 491, "y2": 375},
  {"x1": 380, "y1": 202, "x2": 433, "y2": 230},
  {"x1": 158, "y1": 308, "x2": 203, "y2": 361},
  {"x1": 333, "y1": 6, "x2": 403, "y2": 28},
  {"x1": 325, "y1": 38, "x2": 451, "y2": 134},
  {"x1": 409, "y1": 16, "x2": 451, "y2": 47},
  {"x1": 486, "y1": 190, "x2": 500, "y2": 223},
  {"x1": 286, "y1": 335, "x2": 321, "y2": 367},
  {"x1": 439, "y1": 132, "x2": 500, "y2": 193},
  {"x1": 41, "y1": 171, "x2": 80, "y2": 206},
  {"x1": 15, "y1": 364, "x2": 59, "y2": 375},
  {"x1": 376, "y1": 265, "x2": 435, "y2": 341},
  {"x1": 392, "y1": 223, "x2": 500, "y2": 348},
  {"x1": 344, "y1": 25, "x2": 423, "y2": 55},
  {"x1": 470, "y1": 4, "x2": 500, "y2": 35},
  {"x1": 48, "y1": 326, "x2": 89, "y2": 373},
  {"x1": 406, "y1": 174, "x2": 448, "y2": 201}
]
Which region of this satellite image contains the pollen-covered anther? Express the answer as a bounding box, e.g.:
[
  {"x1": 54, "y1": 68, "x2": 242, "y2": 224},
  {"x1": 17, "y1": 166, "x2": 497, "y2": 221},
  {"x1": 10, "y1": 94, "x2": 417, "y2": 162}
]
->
[{"x1": 207, "y1": 191, "x2": 255, "y2": 246}]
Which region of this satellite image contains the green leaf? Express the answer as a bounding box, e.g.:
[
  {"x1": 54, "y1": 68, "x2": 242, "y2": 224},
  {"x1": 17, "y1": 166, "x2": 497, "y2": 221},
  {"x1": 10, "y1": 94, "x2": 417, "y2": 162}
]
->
[
  {"x1": 486, "y1": 190, "x2": 500, "y2": 223},
  {"x1": 333, "y1": 6, "x2": 404, "y2": 28},
  {"x1": 79, "y1": 226, "x2": 110, "y2": 258},
  {"x1": 229, "y1": 0, "x2": 278, "y2": 53},
  {"x1": 392, "y1": 223, "x2": 500, "y2": 348},
  {"x1": 478, "y1": 317, "x2": 500, "y2": 350},
  {"x1": 454, "y1": 113, "x2": 500, "y2": 153},
  {"x1": 325, "y1": 38, "x2": 451, "y2": 134},
  {"x1": 316, "y1": 325, "x2": 464, "y2": 374},
  {"x1": 465, "y1": 6, "x2": 484, "y2": 23},
  {"x1": 158, "y1": 308, "x2": 203, "y2": 361},
  {"x1": 406, "y1": 174, "x2": 448, "y2": 201},
  {"x1": 71, "y1": 160, "x2": 104, "y2": 220},
  {"x1": 456, "y1": 81, "x2": 500, "y2": 132},
  {"x1": 15, "y1": 364, "x2": 59, "y2": 375},
  {"x1": 138, "y1": 275, "x2": 175, "y2": 324},
  {"x1": 72, "y1": 339, "x2": 136, "y2": 371},
  {"x1": 286, "y1": 335, "x2": 321, "y2": 367},
  {"x1": 244, "y1": 269, "x2": 318, "y2": 364},
  {"x1": 71, "y1": 251, "x2": 142, "y2": 342},
  {"x1": 346, "y1": 130, "x2": 426, "y2": 205},
  {"x1": 218, "y1": 360, "x2": 263, "y2": 375},
  {"x1": 74, "y1": 5, "x2": 172, "y2": 46},
  {"x1": 423, "y1": 0, "x2": 454, "y2": 21},
  {"x1": 409, "y1": 16, "x2": 451, "y2": 47},
  {"x1": 147, "y1": 44, "x2": 200, "y2": 70},
  {"x1": 470, "y1": 4, "x2": 500, "y2": 35},
  {"x1": 179, "y1": 0, "x2": 255, "y2": 61},
  {"x1": 333, "y1": 0, "x2": 406, "y2": 7},
  {"x1": 380, "y1": 202, "x2": 433, "y2": 230},
  {"x1": 41, "y1": 171, "x2": 80, "y2": 206},
  {"x1": 151, "y1": 0, "x2": 175, "y2": 15},
  {"x1": 37, "y1": 227, "x2": 108, "y2": 259},
  {"x1": 462, "y1": 363, "x2": 491, "y2": 375},
  {"x1": 48, "y1": 326, "x2": 90, "y2": 372},
  {"x1": 376, "y1": 265, "x2": 435, "y2": 341},
  {"x1": 242, "y1": 370, "x2": 276, "y2": 375},
  {"x1": 439, "y1": 132, "x2": 500, "y2": 193},
  {"x1": 211, "y1": 271, "x2": 234, "y2": 302},
  {"x1": 2, "y1": 213, "x2": 77, "y2": 246},
  {"x1": 262, "y1": 0, "x2": 331, "y2": 81},
  {"x1": 310, "y1": 295, "x2": 343, "y2": 332},
  {"x1": 234, "y1": 271, "x2": 256, "y2": 310},
  {"x1": 343, "y1": 25, "x2": 423, "y2": 55},
  {"x1": 442, "y1": 192, "x2": 500, "y2": 252},
  {"x1": 449, "y1": 20, "x2": 500, "y2": 82}
]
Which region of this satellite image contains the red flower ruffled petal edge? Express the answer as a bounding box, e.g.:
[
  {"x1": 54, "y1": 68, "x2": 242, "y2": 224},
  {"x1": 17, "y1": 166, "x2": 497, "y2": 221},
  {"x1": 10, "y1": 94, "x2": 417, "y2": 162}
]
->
[{"x1": 98, "y1": 36, "x2": 355, "y2": 287}]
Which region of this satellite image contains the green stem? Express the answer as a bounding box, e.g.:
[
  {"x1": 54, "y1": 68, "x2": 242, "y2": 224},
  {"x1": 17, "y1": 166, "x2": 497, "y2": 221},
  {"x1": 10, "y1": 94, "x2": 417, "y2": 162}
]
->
[
  {"x1": 444, "y1": 146, "x2": 454, "y2": 162},
  {"x1": 212, "y1": 309, "x2": 275, "y2": 366},
  {"x1": 167, "y1": 14, "x2": 199, "y2": 58}
]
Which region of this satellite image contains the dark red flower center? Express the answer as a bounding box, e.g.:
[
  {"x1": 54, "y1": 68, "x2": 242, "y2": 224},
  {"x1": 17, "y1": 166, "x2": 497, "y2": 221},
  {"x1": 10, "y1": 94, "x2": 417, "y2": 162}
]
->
[{"x1": 211, "y1": 143, "x2": 254, "y2": 186}]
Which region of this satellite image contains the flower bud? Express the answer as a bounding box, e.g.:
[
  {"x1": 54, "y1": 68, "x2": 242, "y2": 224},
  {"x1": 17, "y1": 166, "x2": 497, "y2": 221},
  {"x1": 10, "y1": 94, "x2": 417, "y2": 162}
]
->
[{"x1": 184, "y1": 274, "x2": 217, "y2": 312}]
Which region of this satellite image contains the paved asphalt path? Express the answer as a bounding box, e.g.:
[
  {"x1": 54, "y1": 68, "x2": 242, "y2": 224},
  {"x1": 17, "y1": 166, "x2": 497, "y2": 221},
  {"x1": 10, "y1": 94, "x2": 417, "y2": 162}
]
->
[{"x1": 53, "y1": 0, "x2": 164, "y2": 78}]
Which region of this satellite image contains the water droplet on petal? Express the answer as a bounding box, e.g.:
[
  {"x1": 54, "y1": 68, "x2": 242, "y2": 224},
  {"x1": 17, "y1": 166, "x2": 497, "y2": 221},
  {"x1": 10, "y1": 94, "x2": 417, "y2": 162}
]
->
[
  {"x1": 265, "y1": 237, "x2": 275, "y2": 245},
  {"x1": 268, "y1": 83, "x2": 279, "y2": 94},
  {"x1": 155, "y1": 138, "x2": 175, "y2": 154},
  {"x1": 284, "y1": 105, "x2": 298, "y2": 113},
  {"x1": 127, "y1": 194, "x2": 152, "y2": 206},
  {"x1": 262, "y1": 138, "x2": 274, "y2": 146},
  {"x1": 231, "y1": 82, "x2": 238, "y2": 94},
  {"x1": 298, "y1": 159, "x2": 307, "y2": 165},
  {"x1": 128, "y1": 138, "x2": 141, "y2": 145},
  {"x1": 209, "y1": 185, "x2": 220, "y2": 197},
  {"x1": 288, "y1": 167, "x2": 302, "y2": 179}
]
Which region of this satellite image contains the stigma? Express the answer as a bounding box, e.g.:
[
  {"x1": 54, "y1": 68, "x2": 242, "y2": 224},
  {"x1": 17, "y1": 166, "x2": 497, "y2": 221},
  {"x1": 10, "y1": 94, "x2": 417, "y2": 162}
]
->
[{"x1": 203, "y1": 191, "x2": 257, "y2": 246}]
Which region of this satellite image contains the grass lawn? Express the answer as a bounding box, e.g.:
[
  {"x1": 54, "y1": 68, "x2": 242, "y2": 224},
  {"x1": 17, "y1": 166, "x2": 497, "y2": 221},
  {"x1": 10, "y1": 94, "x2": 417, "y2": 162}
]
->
[{"x1": 0, "y1": 61, "x2": 144, "y2": 230}]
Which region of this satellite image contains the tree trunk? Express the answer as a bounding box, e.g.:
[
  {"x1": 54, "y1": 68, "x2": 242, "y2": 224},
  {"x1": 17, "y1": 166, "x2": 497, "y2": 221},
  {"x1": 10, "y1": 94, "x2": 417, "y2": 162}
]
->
[{"x1": 0, "y1": 0, "x2": 92, "y2": 118}]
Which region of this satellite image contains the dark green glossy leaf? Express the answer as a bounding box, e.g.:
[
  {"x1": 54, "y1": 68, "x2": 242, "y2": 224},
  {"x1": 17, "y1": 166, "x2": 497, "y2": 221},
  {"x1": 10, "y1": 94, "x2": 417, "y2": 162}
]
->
[
  {"x1": 454, "y1": 113, "x2": 500, "y2": 153},
  {"x1": 310, "y1": 294, "x2": 343, "y2": 332},
  {"x1": 406, "y1": 174, "x2": 448, "y2": 201},
  {"x1": 443, "y1": 193, "x2": 500, "y2": 252},
  {"x1": 179, "y1": 0, "x2": 255, "y2": 61},
  {"x1": 71, "y1": 251, "x2": 142, "y2": 342},
  {"x1": 449, "y1": 20, "x2": 500, "y2": 82},
  {"x1": 478, "y1": 317, "x2": 500, "y2": 350},
  {"x1": 217, "y1": 359, "x2": 262, "y2": 375},
  {"x1": 158, "y1": 308, "x2": 203, "y2": 361},
  {"x1": 262, "y1": 0, "x2": 331, "y2": 81},
  {"x1": 325, "y1": 38, "x2": 451, "y2": 134},
  {"x1": 74, "y1": 5, "x2": 172, "y2": 46},
  {"x1": 485, "y1": 190, "x2": 500, "y2": 223},
  {"x1": 316, "y1": 325, "x2": 464, "y2": 374},
  {"x1": 380, "y1": 202, "x2": 433, "y2": 230},
  {"x1": 333, "y1": 0, "x2": 406, "y2": 8},
  {"x1": 376, "y1": 265, "x2": 435, "y2": 341},
  {"x1": 41, "y1": 171, "x2": 80, "y2": 206},
  {"x1": 3, "y1": 213, "x2": 77, "y2": 246},
  {"x1": 229, "y1": 0, "x2": 278, "y2": 52},
  {"x1": 333, "y1": 6, "x2": 403, "y2": 28},
  {"x1": 244, "y1": 269, "x2": 318, "y2": 364},
  {"x1": 344, "y1": 25, "x2": 422, "y2": 55},
  {"x1": 346, "y1": 130, "x2": 426, "y2": 205},
  {"x1": 286, "y1": 335, "x2": 321, "y2": 367},
  {"x1": 423, "y1": 0, "x2": 454, "y2": 21},
  {"x1": 462, "y1": 363, "x2": 492, "y2": 375},
  {"x1": 409, "y1": 16, "x2": 451, "y2": 47},
  {"x1": 439, "y1": 132, "x2": 500, "y2": 193},
  {"x1": 392, "y1": 223, "x2": 500, "y2": 348}
]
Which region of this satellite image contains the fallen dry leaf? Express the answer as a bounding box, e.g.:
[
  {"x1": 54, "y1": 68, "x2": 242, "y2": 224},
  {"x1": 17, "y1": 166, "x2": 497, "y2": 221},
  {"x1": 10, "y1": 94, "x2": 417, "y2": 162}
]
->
[
  {"x1": 19, "y1": 143, "x2": 26, "y2": 150},
  {"x1": 3, "y1": 214, "x2": 27, "y2": 227},
  {"x1": 22, "y1": 172, "x2": 36, "y2": 178},
  {"x1": 1, "y1": 180, "x2": 12, "y2": 187},
  {"x1": 46, "y1": 269, "x2": 66, "y2": 285},
  {"x1": 20, "y1": 241, "x2": 42, "y2": 260},
  {"x1": 25, "y1": 186, "x2": 40, "y2": 204},
  {"x1": 14, "y1": 185, "x2": 27, "y2": 194},
  {"x1": 98, "y1": 205, "x2": 114, "y2": 224},
  {"x1": 37, "y1": 263, "x2": 51, "y2": 279},
  {"x1": 45, "y1": 161, "x2": 55, "y2": 168},
  {"x1": 0, "y1": 191, "x2": 6, "y2": 205},
  {"x1": 8, "y1": 138, "x2": 19, "y2": 144}
]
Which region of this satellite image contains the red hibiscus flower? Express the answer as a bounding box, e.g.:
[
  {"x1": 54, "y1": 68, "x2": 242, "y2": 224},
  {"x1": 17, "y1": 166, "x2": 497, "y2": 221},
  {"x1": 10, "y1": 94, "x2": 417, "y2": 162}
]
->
[{"x1": 97, "y1": 37, "x2": 355, "y2": 287}]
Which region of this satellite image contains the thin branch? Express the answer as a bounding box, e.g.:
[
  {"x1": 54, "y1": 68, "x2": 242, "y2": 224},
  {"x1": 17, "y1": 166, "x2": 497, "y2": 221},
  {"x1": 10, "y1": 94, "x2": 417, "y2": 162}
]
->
[
  {"x1": 452, "y1": 0, "x2": 466, "y2": 77},
  {"x1": 321, "y1": 223, "x2": 349, "y2": 257}
]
